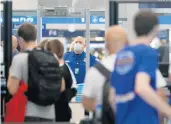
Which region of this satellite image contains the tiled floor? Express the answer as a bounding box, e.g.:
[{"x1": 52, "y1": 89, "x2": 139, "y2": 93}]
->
[{"x1": 70, "y1": 103, "x2": 85, "y2": 124}]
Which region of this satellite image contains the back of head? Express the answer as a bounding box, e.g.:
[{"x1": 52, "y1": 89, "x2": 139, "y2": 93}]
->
[
  {"x1": 45, "y1": 39, "x2": 64, "y2": 59},
  {"x1": 37, "y1": 39, "x2": 49, "y2": 49},
  {"x1": 17, "y1": 23, "x2": 37, "y2": 42},
  {"x1": 105, "y1": 25, "x2": 128, "y2": 53},
  {"x1": 134, "y1": 11, "x2": 158, "y2": 37}
]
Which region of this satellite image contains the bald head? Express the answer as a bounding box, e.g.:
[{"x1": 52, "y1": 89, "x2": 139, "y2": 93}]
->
[
  {"x1": 72, "y1": 36, "x2": 86, "y2": 54},
  {"x1": 74, "y1": 36, "x2": 85, "y2": 45},
  {"x1": 12, "y1": 36, "x2": 18, "y2": 49},
  {"x1": 105, "y1": 25, "x2": 128, "y2": 54}
]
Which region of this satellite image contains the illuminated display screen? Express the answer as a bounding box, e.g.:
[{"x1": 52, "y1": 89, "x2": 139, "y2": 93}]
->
[{"x1": 72, "y1": 84, "x2": 84, "y2": 103}]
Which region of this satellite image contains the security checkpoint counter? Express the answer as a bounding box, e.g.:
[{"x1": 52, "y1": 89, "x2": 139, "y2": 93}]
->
[{"x1": 70, "y1": 84, "x2": 85, "y2": 124}]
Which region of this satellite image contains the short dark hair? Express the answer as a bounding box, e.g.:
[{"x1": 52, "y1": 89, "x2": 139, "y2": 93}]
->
[
  {"x1": 17, "y1": 23, "x2": 37, "y2": 42},
  {"x1": 46, "y1": 39, "x2": 64, "y2": 59},
  {"x1": 134, "y1": 11, "x2": 158, "y2": 36}
]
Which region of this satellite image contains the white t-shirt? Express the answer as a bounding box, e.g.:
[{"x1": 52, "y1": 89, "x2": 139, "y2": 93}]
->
[{"x1": 83, "y1": 54, "x2": 167, "y2": 105}]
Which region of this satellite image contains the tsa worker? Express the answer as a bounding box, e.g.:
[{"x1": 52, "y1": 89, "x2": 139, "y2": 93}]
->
[{"x1": 64, "y1": 36, "x2": 98, "y2": 84}]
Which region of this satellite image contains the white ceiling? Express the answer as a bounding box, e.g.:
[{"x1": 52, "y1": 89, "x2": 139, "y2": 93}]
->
[
  {"x1": 38, "y1": 0, "x2": 105, "y2": 10},
  {"x1": 0, "y1": 0, "x2": 105, "y2": 11}
]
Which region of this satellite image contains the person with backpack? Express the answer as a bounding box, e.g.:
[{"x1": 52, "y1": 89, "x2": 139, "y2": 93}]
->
[
  {"x1": 7, "y1": 23, "x2": 65, "y2": 122},
  {"x1": 82, "y1": 26, "x2": 128, "y2": 124},
  {"x1": 82, "y1": 25, "x2": 168, "y2": 124},
  {"x1": 45, "y1": 39, "x2": 77, "y2": 122}
]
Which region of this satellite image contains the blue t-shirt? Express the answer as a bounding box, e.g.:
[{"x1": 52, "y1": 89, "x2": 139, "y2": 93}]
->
[{"x1": 111, "y1": 44, "x2": 159, "y2": 124}]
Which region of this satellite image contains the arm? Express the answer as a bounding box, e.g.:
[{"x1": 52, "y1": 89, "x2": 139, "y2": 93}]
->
[
  {"x1": 108, "y1": 87, "x2": 115, "y2": 111},
  {"x1": 156, "y1": 69, "x2": 167, "y2": 101},
  {"x1": 66, "y1": 63, "x2": 77, "y2": 88},
  {"x1": 60, "y1": 78, "x2": 66, "y2": 92},
  {"x1": 135, "y1": 52, "x2": 171, "y2": 118},
  {"x1": 63, "y1": 63, "x2": 77, "y2": 102},
  {"x1": 82, "y1": 68, "x2": 98, "y2": 111},
  {"x1": 7, "y1": 56, "x2": 22, "y2": 95}
]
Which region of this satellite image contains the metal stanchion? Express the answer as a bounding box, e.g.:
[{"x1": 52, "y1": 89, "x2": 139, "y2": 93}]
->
[
  {"x1": 3, "y1": 0, "x2": 12, "y2": 85},
  {"x1": 109, "y1": 1, "x2": 118, "y2": 26},
  {"x1": 85, "y1": 3, "x2": 90, "y2": 73},
  {"x1": 37, "y1": 5, "x2": 42, "y2": 44},
  {"x1": 85, "y1": 2, "x2": 92, "y2": 119},
  {"x1": 1, "y1": 0, "x2": 12, "y2": 121}
]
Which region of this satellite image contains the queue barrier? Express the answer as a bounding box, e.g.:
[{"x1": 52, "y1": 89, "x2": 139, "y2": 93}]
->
[{"x1": 71, "y1": 84, "x2": 84, "y2": 103}]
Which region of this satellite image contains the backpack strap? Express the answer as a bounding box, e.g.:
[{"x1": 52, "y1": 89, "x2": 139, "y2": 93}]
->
[
  {"x1": 94, "y1": 63, "x2": 115, "y2": 124},
  {"x1": 94, "y1": 63, "x2": 111, "y2": 81}
]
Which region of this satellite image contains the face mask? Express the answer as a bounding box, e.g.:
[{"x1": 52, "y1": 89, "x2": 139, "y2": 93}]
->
[{"x1": 74, "y1": 43, "x2": 83, "y2": 53}]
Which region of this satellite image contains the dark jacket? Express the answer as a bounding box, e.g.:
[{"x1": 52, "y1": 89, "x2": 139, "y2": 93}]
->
[{"x1": 55, "y1": 63, "x2": 77, "y2": 122}]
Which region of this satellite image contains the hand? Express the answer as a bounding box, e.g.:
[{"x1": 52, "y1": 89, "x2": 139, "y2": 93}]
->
[
  {"x1": 71, "y1": 88, "x2": 77, "y2": 96},
  {"x1": 69, "y1": 41, "x2": 75, "y2": 51},
  {"x1": 165, "y1": 108, "x2": 171, "y2": 120}
]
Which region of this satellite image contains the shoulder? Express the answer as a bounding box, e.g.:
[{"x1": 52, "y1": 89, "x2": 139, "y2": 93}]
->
[
  {"x1": 65, "y1": 51, "x2": 71, "y2": 54},
  {"x1": 64, "y1": 52, "x2": 72, "y2": 59},
  {"x1": 64, "y1": 52, "x2": 71, "y2": 56},
  {"x1": 84, "y1": 67, "x2": 105, "y2": 87},
  {"x1": 90, "y1": 54, "x2": 99, "y2": 61},
  {"x1": 133, "y1": 44, "x2": 157, "y2": 55},
  {"x1": 13, "y1": 53, "x2": 28, "y2": 60},
  {"x1": 101, "y1": 54, "x2": 116, "y2": 71},
  {"x1": 90, "y1": 54, "x2": 95, "y2": 58},
  {"x1": 12, "y1": 53, "x2": 28, "y2": 64},
  {"x1": 120, "y1": 44, "x2": 157, "y2": 58}
]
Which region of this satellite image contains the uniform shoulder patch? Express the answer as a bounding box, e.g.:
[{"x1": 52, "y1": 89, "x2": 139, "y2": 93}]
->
[{"x1": 115, "y1": 50, "x2": 135, "y2": 75}]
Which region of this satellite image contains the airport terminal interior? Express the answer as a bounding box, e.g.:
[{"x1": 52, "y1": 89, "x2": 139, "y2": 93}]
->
[{"x1": 1, "y1": 0, "x2": 171, "y2": 123}]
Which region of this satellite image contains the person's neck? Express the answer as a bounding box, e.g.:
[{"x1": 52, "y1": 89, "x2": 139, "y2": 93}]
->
[
  {"x1": 75, "y1": 51, "x2": 83, "y2": 55},
  {"x1": 108, "y1": 45, "x2": 125, "y2": 55},
  {"x1": 58, "y1": 59, "x2": 64, "y2": 65},
  {"x1": 130, "y1": 36, "x2": 151, "y2": 46},
  {"x1": 24, "y1": 41, "x2": 37, "y2": 50}
]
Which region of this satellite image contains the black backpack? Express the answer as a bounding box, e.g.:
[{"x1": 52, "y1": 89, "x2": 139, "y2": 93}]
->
[{"x1": 25, "y1": 48, "x2": 62, "y2": 106}]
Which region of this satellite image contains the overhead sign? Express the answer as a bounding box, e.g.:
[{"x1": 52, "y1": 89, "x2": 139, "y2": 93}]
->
[
  {"x1": 139, "y1": 3, "x2": 171, "y2": 8},
  {"x1": 44, "y1": 7, "x2": 68, "y2": 17},
  {"x1": 0, "y1": 16, "x2": 37, "y2": 24},
  {"x1": 1, "y1": 15, "x2": 171, "y2": 25},
  {"x1": 0, "y1": 16, "x2": 125, "y2": 24},
  {"x1": 42, "y1": 30, "x2": 105, "y2": 37},
  {"x1": 90, "y1": 16, "x2": 105, "y2": 24},
  {"x1": 158, "y1": 15, "x2": 171, "y2": 24},
  {"x1": 67, "y1": 8, "x2": 85, "y2": 17},
  {"x1": 12, "y1": 24, "x2": 46, "y2": 30}
]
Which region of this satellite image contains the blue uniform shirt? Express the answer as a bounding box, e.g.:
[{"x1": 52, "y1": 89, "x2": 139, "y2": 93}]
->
[
  {"x1": 111, "y1": 44, "x2": 159, "y2": 124},
  {"x1": 64, "y1": 51, "x2": 98, "y2": 84}
]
